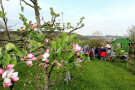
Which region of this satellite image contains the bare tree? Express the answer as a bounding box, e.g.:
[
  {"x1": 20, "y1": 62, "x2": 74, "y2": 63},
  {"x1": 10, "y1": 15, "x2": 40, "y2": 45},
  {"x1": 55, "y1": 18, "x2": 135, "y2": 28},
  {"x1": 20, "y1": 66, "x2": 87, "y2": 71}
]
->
[{"x1": 92, "y1": 31, "x2": 103, "y2": 39}]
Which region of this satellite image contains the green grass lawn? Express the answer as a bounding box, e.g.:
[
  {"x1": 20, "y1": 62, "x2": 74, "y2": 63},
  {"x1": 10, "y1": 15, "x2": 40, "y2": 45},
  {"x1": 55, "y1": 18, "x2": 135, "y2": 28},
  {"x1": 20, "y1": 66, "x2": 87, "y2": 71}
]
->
[
  {"x1": 55, "y1": 60, "x2": 135, "y2": 90},
  {"x1": 1, "y1": 60, "x2": 135, "y2": 90},
  {"x1": 71, "y1": 60, "x2": 135, "y2": 90}
]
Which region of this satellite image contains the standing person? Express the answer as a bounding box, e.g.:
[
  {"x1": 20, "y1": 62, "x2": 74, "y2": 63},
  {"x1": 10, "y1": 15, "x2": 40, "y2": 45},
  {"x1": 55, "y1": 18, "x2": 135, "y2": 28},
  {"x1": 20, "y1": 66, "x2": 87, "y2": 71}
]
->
[
  {"x1": 92, "y1": 48, "x2": 95, "y2": 58},
  {"x1": 89, "y1": 49, "x2": 94, "y2": 60},
  {"x1": 107, "y1": 48, "x2": 111, "y2": 59},
  {"x1": 83, "y1": 46, "x2": 87, "y2": 54},
  {"x1": 100, "y1": 47, "x2": 107, "y2": 61},
  {"x1": 110, "y1": 50, "x2": 116, "y2": 61},
  {"x1": 80, "y1": 48, "x2": 84, "y2": 54},
  {"x1": 97, "y1": 47, "x2": 101, "y2": 60},
  {"x1": 95, "y1": 47, "x2": 98, "y2": 58}
]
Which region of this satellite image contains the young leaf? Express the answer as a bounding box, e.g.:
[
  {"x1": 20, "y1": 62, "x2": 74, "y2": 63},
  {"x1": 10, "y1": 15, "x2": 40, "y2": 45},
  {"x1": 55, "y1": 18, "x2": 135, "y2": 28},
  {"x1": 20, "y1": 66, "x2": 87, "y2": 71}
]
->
[{"x1": 5, "y1": 43, "x2": 16, "y2": 51}]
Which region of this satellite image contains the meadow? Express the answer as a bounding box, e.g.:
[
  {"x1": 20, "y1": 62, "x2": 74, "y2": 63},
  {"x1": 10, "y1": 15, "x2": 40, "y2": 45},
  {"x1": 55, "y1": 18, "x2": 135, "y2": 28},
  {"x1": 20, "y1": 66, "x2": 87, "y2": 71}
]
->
[{"x1": 1, "y1": 59, "x2": 135, "y2": 90}]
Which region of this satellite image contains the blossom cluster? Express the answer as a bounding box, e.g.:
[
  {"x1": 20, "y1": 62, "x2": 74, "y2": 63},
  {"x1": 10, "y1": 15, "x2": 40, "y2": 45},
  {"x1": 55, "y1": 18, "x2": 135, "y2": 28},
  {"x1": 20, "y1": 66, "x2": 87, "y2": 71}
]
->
[
  {"x1": 20, "y1": 23, "x2": 37, "y2": 31},
  {"x1": 73, "y1": 44, "x2": 81, "y2": 53},
  {"x1": 0, "y1": 64, "x2": 19, "y2": 88},
  {"x1": 23, "y1": 54, "x2": 37, "y2": 66},
  {"x1": 73, "y1": 44, "x2": 83, "y2": 67},
  {"x1": 37, "y1": 49, "x2": 63, "y2": 69},
  {"x1": 77, "y1": 58, "x2": 82, "y2": 67}
]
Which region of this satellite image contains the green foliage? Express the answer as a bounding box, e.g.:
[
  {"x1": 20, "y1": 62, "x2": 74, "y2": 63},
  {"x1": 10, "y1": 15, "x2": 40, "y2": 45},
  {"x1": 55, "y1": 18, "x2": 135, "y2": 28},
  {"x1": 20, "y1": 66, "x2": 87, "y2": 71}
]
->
[
  {"x1": 19, "y1": 13, "x2": 27, "y2": 23},
  {"x1": 5, "y1": 43, "x2": 16, "y2": 51},
  {"x1": 0, "y1": 3, "x2": 85, "y2": 89},
  {"x1": 49, "y1": 32, "x2": 84, "y2": 71},
  {"x1": 21, "y1": 6, "x2": 24, "y2": 12},
  {"x1": 0, "y1": 43, "x2": 25, "y2": 68},
  {"x1": 0, "y1": 10, "x2": 6, "y2": 19}
]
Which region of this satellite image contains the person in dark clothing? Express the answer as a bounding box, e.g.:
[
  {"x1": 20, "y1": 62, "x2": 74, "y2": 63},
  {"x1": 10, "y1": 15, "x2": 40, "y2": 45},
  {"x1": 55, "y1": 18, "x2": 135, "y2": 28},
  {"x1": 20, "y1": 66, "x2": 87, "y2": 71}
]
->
[
  {"x1": 95, "y1": 47, "x2": 101, "y2": 60},
  {"x1": 89, "y1": 49, "x2": 94, "y2": 60},
  {"x1": 95, "y1": 47, "x2": 98, "y2": 58},
  {"x1": 98, "y1": 49, "x2": 101, "y2": 60}
]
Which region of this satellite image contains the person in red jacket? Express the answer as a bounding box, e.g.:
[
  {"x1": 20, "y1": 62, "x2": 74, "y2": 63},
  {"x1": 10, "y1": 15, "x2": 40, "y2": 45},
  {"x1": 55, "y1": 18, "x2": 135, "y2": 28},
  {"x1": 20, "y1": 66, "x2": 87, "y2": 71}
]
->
[{"x1": 100, "y1": 47, "x2": 107, "y2": 61}]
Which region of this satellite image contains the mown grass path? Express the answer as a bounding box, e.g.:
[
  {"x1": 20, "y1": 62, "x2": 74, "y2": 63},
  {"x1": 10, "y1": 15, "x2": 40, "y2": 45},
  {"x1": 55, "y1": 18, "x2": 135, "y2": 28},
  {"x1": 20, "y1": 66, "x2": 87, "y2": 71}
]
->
[{"x1": 72, "y1": 60, "x2": 135, "y2": 90}]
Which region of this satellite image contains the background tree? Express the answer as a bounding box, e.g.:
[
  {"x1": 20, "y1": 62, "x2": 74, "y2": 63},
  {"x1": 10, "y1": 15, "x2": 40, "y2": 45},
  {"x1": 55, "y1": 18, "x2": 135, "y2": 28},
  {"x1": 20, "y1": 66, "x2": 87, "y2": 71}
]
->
[
  {"x1": 91, "y1": 31, "x2": 104, "y2": 46},
  {"x1": 127, "y1": 26, "x2": 135, "y2": 60},
  {"x1": 127, "y1": 26, "x2": 135, "y2": 43},
  {"x1": 0, "y1": 20, "x2": 4, "y2": 30}
]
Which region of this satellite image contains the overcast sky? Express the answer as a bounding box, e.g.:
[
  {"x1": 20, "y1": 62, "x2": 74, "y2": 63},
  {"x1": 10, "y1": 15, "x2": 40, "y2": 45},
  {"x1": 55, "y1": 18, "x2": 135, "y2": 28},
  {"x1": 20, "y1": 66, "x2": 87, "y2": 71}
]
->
[{"x1": 2, "y1": 0, "x2": 135, "y2": 36}]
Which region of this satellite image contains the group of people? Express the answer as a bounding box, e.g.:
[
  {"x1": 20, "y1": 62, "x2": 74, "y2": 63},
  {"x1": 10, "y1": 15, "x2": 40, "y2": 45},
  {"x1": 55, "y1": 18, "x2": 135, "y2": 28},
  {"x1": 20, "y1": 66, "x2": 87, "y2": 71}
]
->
[{"x1": 80, "y1": 45, "x2": 115, "y2": 61}]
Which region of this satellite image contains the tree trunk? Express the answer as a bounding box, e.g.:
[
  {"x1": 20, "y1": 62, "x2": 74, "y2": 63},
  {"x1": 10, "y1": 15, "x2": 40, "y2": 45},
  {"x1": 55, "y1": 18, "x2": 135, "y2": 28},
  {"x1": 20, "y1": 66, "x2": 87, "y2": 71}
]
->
[
  {"x1": 33, "y1": 0, "x2": 42, "y2": 34},
  {"x1": 45, "y1": 68, "x2": 50, "y2": 90},
  {"x1": 33, "y1": 0, "x2": 40, "y2": 26}
]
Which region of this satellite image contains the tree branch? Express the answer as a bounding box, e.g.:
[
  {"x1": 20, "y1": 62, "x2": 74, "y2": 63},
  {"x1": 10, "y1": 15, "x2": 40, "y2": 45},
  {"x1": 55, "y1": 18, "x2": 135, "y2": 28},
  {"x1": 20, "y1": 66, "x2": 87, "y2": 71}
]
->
[
  {"x1": 21, "y1": 0, "x2": 34, "y2": 8},
  {"x1": 0, "y1": 0, "x2": 10, "y2": 40},
  {"x1": 30, "y1": 0, "x2": 35, "y2": 3},
  {"x1": 48, "y1": 64, "x2": 55, "y2": 78},
  {"x1": 68, "y1": 24, "x2": 84, "y2": 35},
  {"x1": 30, "y1": 46, "x2": 45, "y2": 53},
  {"x1": 0, "y1": 39, "x2": 25, "y2": 42}
]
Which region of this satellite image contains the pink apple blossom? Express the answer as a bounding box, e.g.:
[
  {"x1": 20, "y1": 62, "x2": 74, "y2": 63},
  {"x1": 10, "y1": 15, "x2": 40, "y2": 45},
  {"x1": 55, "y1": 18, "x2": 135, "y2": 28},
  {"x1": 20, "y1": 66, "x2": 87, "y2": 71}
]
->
[
  {"x1": 72, "y1": 44, "x2": 76, "y2": 48},
  {"x1": 28, "y1": 24, "x2": 31, "y2": 26},
  {"x1": 23, "y1": 57, "x2": 26, "y2": 60},
  {"x1": 61, "y1": 60, "x2": 64, "y2": 63},
  {"x1": 10, "y1": 53, "x2": 14, "y2": 55},
  {"x1": 55, "y1": 61, "x2": 57, "y2": 64},
  {"x1": 44, "y1": 65, "x2": 47, "y2": 68},
  {"x1": 20, "y1": 26, "x2": 25, "y2": 31},
  {"x1": 73, "y1": 44, "x2": 81, "y2": 53},
  {"x1": 48, "y1": 21, "x2": 53, "y2": 25},
  {"x1": 46, "y1": 49, "x2": 49, "y2": 53},
  {"x1": 0, "y1": 69, "x2": 4, "y2": 75},
  {"x1": 32, "y1": 57, "x2": 37, "y2": 61},
  {"x1": 78, "y1": 64, "x2": 82, "y2": 67},
  {"x1": 12, "y1": 76, "x2": 19, "y2": 82},
  {"x1": 77, "y1": 58, "x2": 82, "y2": 63},
  {"x1": 39, "y1": 63, "x2": 43, "y2": 66},
  {"x1": 42, "y1": 52, "x2": 49, "y2": 61},
  {"x1": 27, "y1": 54, "x2": 34, "y2": 58},
  {"x1": 3, "y1": 81, "x2": 12, "y2": 88},
  {"x1": 6, "y1": 64, "x2": 14, "y2": 70},
  {"x1": 45, "y1": 60, "x2": 49, "y2": 64},
  {"x1": 43, "y1": 53, "x2": 49, "y2": 59},
  {"x1": 26, "y1": 60, "x2": 33, "y2": 66},
  {"x1": 2, "y1": 69, "x2": 19, "y2": 88},
  {"x1": 40, "y1": 55, "x2": 43, "y2": 58},
  {"x1": 75, "y1": 49, "x2": 79, "y2": 53},
  {"x1": 3, "y1": 76, "x2": 12, "y2": 87},
  {"x1": 33, "y1": 23, "x2": 37, "y2": 29},
  {"x1": 58, "y1": 64, "x2": 62, "y2": 67}
]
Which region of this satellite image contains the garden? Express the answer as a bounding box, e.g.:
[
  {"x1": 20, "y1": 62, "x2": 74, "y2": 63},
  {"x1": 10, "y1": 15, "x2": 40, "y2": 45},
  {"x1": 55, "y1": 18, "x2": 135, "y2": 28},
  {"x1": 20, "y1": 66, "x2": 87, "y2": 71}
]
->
[{"x1": 0, "y1": 0, "x2": 135, "y2": 90}]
